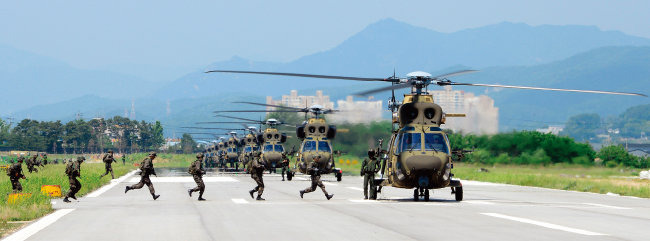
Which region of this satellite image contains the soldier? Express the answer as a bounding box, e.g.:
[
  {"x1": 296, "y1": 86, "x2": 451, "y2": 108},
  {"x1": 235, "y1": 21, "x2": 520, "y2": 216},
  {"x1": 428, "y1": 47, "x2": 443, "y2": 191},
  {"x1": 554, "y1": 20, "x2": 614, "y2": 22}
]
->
[
  {"x1": 248, "y1": 152, "x2": 266, "y2": 201},
  {"x1": 299, "y1": 155, "x2": 334, "y2": 200},
  {"x1": 361, "y1": 149, "x2": 380, "y2": 200},
  {"x1": 42, "y1": 153, "x2": 48, "y2": 165},
  {"x1": 280, "y1": 153, "x2": 290, "y2": 181},
  {"x1": 26, "y1": 155, "x2": 38, "y2": 173},
  {"x1": 125, "y1": 152, "x2": 160, "y2": 200},
  {"x1": 63, "y1": 156, "x2": 84, "y2": 203},
  {"x1": 100, "y1": 150, "x2": 117, "y2": 179},
  {"x1": 188, "y1": 153, "x2": 206, "y2": 201},
  {"x1": 122, "y1": 154, "x2": 126, "y2": 165},
  {"x1": 7, "y1": 157, "x2": 26, "y2": 193}
]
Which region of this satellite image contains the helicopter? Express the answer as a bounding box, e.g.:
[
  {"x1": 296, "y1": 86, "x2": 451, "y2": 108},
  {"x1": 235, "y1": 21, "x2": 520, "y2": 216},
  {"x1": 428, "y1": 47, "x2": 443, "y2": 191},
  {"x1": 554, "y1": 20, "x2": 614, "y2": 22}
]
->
[
  {"x1": 212, "y1": 101, "x2": 344, "y2": 182},
  {"x1": 202, "y1": 113, "x2": 292, "y2": 173},
  {"x1": 207, "y1": 69, "x2": 645, "y2": 201}
]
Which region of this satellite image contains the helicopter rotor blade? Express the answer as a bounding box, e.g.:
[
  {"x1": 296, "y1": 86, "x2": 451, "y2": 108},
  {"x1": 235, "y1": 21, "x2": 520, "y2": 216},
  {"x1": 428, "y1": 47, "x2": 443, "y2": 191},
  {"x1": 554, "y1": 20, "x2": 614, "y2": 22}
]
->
[
  {"x1": 214, "y1": 114, "x2": 263, "y2": 123},
  {"x1": 446, "y1": 82, "x2": 647, "y2": 97},
  {"x1": 213, "y1": 110, "x2": 304, "y2": 113},
  {"x1": 432, "y1": 70, "x2": 479, "y2": 79},
  {"x1": 181, "y1": 127, "x2": 241, "y2": 130},
  {"x1": 232, "y1": 101, "x2": 304, "y2": 110},
  {"x1": 354, "y1": 82, "x2": 412, "y2": 96},
  {"x1": 206, "y1": 70, "x2": 394, "y2": 82},
  {"x1": 196, "y1": 121, "x2": 258, "y2": 124}
]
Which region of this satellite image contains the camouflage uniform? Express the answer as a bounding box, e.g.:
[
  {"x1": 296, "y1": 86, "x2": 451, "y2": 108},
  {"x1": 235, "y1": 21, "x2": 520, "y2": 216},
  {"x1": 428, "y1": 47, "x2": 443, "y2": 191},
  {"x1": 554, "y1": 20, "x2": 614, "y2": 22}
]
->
[
  {"x1": 122, "y1": 154, "x2": 126, "y2": 165},
  {"x1": 188, "y1": 153, "x2": 206, "y2": 200},
  {"x1": 300, "y1": 156, "x2": 333, "y2": 200},
  {"x1": 26, "y1": 155, "x2": 38, "y2": 173},
  {"x1": 249, "y1": 152, "x2": 266, "y2": 200},
  {"x1": 100, "y1": 151, "x2": 116, "y2": 179},
  {"x1": 281, "y1": 154, "x2": 290, "y2": 181},
  {"x1": 64, "y1": 157, "x2": 84, "y2": 202},
  {"x1": 42, "y1": 154, "x2": 48, "y2": 165},
  {"x1": 361, "y1": 150, "x2": 380, "y2": 199},
  {"x1": 125, "y1": 152, "x2": 160, "y2": 200},
  {"x1": 7, "y1": 157, "x2": 26, "y2": 192}
]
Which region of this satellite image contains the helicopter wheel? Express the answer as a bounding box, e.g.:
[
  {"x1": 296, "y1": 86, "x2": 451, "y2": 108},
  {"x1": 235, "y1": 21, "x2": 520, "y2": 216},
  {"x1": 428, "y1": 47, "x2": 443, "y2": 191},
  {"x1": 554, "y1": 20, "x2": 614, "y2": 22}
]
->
[
  {"x1": 455, "y1": 186, "x2": 463, "y2": 201},
  {"x1": 413, "y1": 189, "x2": 419, "y2": 201},
  {"x1": 336, "y1": 172, "x2": 342, "y2": 182},
  {"x1": 424, "y1": 189, "x2": 430, "y2": 201}
]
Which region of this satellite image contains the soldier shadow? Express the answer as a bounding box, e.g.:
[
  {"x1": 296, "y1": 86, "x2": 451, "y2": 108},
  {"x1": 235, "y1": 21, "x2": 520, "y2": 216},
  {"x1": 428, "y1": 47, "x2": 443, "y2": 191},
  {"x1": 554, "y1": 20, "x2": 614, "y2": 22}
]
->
[{"x1": 377, "y1": 197, "x2": 460, "y2": 203}]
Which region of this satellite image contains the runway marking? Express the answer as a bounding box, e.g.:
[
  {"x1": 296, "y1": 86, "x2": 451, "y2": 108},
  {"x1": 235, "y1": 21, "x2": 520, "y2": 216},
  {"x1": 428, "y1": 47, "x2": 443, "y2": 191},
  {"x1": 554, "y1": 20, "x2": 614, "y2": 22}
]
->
[
  {"x1": 127, "y1": 176, "x2": 239, "y2": 183},
  {"x1": 583, "y1": 203, "x2": 631, "y2": 210},
  {"x1": 481, "y1": 213, "x2": 606, "y2": 236},
  {"x1": 347, "y1": 187, "x2": 364, "y2": 191},
  {"x1": 232, "y1": 198, "x2": 249, "y2": 204},
  {"x1": 3, "y1": 209, "x2": 75, "y2": 241},
  {"x1": 86, "y1": 170, "x2": 138, "y2": 198},
  {"x1": 465, "y1": 200, "x2": 495, "y2": 205},
  {"x1": 348, "y1": 199, "x2": 379, "y2": 203}
]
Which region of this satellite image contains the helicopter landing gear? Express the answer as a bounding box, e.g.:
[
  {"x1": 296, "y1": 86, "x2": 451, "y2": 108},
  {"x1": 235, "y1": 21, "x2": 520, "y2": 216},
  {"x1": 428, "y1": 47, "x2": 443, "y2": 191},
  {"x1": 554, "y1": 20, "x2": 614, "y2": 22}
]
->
[
  {"x1": 334, "y1": 170, "x2": 342, "y2": 182},
  {"x1": 454, "y1": 187, "x2": 463, "y2": 201},
  {"x1": 450, "y1": 180, "x2": 463, "y2": 201},
  {"x1": 287, "y1": 171, "x2": 293, "y2": 181},
  {"x1": 413, "y1": 187, "x2": 430, "y2": 201}
]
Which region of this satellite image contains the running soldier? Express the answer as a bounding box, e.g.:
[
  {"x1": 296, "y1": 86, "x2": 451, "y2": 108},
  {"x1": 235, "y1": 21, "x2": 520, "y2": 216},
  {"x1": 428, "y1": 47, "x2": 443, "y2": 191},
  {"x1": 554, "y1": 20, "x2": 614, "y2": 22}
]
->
[
  {"x1": 7, "y1": 157, "x2": 26, "y2": 192},
  {"x1": 299, "y1": 155, "x2": 334, "y2": 200},
  {"x1": 63, "y1": 156, "x2": 84, "y2": 202},
  {"x1": 188, "y1": 153, "x2": 206, "y2": 201},
  {"x1": 124, "y1": 152, "x2": 160, "y2": 200},
  {"x1": 26, "y1": 155, "x2": 38, "y2": 173},
  {"x1": 280, "y1": 153, "x2": 290, "y2": 181},
  {"x1": 100, "y1": 150, "x2": 117, "y2": 179},
  {"x1": 248, "y1": 152, "x2": 266, "y2": 201}
]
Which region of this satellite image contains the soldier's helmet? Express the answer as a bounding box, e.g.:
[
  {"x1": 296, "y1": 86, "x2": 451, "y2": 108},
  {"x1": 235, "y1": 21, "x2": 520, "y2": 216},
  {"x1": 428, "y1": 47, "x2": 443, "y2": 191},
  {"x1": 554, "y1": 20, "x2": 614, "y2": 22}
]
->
[
  {"x1": 77, "y1": 156, "x2": 86, "y2": 162},
  {"x1": 17, "y1": 157, "x2": 24, "y2": 162},
  {"x1": 197, "y1": 153, "x2": 204, "y2": 159},
  {"x1": 108, "y1": 150, "x2": 114, "y2": 153},
  {"x1": 149, "y1": 152, "x2": 157, "y2": 157},
  {"x1": 368, "y1": 149, "x2": 376, "y2": 157}
]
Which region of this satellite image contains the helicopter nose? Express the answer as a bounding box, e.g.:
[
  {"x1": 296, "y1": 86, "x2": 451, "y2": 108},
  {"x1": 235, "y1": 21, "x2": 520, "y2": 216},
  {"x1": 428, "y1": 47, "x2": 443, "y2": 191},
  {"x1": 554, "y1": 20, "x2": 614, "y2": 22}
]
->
[{"x1": 403, "y1": 155, "x2": 444, "y2": 173}]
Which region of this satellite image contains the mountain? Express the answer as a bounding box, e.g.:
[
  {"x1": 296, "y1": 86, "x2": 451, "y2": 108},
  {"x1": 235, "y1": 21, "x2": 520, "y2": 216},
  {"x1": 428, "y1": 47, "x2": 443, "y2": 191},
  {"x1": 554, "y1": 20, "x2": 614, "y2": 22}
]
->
[
  {"x1": 451, "y1": 46, "x2": 650, "y2": 130},
  {"x1": 0, "y1": 44, "x2": 154, "y2": 114},
  {"x1": 154, "y1": 18, "x2": 650, "y2": 100}
]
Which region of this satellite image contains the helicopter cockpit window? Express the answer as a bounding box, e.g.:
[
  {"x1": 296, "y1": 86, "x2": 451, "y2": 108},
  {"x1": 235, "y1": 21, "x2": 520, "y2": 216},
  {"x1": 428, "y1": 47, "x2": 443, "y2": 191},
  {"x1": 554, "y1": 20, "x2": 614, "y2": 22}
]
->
[
  {"x1": 424, "y1": 133, "x2": 449, "y2": 154},
  {"x1": 245, "y1": 146, "x2": 252, "y2": 152},
  {"x1": 317, "y1": 141, "x2": 331, "y2": 152},
  {"x1": 264, "y1": 145, "x2": 273, "y2": 152},
  {"x1": 400, "y1": 133, "x2": 422, "y2": 152},
  {"x1": 274, "y1": 145, "x2": 284, "y2": 152},
  {"x1": 302, "y1": 141, "x2": 317, "y2": 152}
]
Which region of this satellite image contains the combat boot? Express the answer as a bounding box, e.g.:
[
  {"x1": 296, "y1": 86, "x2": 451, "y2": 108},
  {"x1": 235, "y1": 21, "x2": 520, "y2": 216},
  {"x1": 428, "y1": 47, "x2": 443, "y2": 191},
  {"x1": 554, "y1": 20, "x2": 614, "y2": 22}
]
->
[
  {"x1": 198, "y1": 197, "x2": 206, "y2": 201},
  {"x1": 153, "y1": 194, "x2": 160, "y2": 200},
  {"x1": 188, "y1": 189, "x2": 193, "y2": 197},
  {"x1": 299, "y1": 190, "x2": 305, "y2": 199},
  {"x1": 249, "y1": 190, "x2": 255, "y2": 199},
  {"x1": 124, "y1": 186, "x2": 130, "y2": 193},
  {"x1": 63, "y1": 197, "x2": 71, "y2": 203},
  {"x1": 71, "y1": 195, "x2": 77, "y2": 200},
  {"x1": 326, "y1": 194, "x2": 334, "y2": 200},
  {"x1": 256, "y1": 195, "x2": 265, "y2": 201}
]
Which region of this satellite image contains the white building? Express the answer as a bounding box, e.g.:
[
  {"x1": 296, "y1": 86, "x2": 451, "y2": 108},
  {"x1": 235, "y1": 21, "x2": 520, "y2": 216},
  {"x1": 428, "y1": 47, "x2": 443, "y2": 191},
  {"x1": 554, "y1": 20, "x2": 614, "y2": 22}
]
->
[
  {"x1": 536, "y1": 125, "x2": 565, "y2": 135},
  {"x1": 266, "y1": 90, "x2": 383, "y2": 124},
  {"x1": 430, "y1": 86, "x2": 499, "y2": 134},
  {"x1": 329, "y1": 96, "x2": 383, "y2": 124}
]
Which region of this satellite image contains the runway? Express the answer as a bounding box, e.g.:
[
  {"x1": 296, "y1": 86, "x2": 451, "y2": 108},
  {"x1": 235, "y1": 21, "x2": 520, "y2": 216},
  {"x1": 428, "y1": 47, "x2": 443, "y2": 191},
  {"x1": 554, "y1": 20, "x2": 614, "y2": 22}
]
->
[{"x1": 4, "y1": 168, "x2": 650, "y2": 241}]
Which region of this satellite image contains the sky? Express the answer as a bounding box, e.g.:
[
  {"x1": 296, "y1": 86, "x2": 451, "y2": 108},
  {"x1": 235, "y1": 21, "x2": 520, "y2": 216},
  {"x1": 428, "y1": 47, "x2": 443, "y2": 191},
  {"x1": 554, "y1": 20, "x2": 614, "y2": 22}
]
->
[{"x1": 1, "y1": 0, "x2": 649, "y2": 82}]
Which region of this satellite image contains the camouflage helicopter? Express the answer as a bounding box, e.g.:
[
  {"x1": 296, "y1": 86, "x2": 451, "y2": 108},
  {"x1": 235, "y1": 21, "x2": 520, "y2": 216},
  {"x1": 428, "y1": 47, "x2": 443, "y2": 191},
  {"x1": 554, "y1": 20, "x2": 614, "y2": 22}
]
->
[
  {"x1": 207, "y1": 69, "x2": 646, "y2": 201},
  {"x1": 202, "y1": 113, "x2": 292, "y2": 173},
  {"x1": 210, "y1": 100, "x2": 344, "y2": 182}
]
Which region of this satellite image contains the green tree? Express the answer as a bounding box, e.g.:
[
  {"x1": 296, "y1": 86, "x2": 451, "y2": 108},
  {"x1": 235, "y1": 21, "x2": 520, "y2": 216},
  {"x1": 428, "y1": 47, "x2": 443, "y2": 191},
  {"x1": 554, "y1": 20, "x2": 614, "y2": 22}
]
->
[
  {"x1": 597, "y1": 145, "x2": 640, "y2": 167},
  {"x1": 560, "y1": 113, "x2": 601, "y2": 142},
  {"x1": 180, "y1": 133, "x2": 197, "y2": 154}
]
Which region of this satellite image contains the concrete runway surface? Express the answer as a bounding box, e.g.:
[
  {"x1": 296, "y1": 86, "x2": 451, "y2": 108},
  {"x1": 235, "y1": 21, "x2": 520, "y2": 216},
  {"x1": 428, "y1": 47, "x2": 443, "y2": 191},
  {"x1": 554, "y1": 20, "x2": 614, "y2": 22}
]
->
[{"x1": 4, "y1": 168, "x2": 650, "y2": 241}]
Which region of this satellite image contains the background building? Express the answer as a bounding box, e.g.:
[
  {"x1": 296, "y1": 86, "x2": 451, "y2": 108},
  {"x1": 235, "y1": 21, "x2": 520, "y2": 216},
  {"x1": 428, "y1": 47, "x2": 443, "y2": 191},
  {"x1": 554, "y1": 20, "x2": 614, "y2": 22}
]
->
[{"x1": 430, "y1": 86, "x2": 499, "y2": 134}]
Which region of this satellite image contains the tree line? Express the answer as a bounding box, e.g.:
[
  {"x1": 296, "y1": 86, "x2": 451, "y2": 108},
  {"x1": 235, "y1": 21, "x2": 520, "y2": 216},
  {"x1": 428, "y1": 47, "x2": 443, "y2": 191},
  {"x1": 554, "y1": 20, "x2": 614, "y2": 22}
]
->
[{"x1": 0, "y1": 116, "x2": 164, "y2": 154}]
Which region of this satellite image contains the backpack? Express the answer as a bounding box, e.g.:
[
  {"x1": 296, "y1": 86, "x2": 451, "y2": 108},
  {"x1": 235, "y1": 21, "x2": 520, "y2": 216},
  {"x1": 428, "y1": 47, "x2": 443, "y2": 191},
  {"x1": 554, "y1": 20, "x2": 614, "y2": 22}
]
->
[
  {"x1": 188, "y1": 162, "x2": 196, "y2": 175},
  {"x1": 65, "y1": 162, "x2": 74, "y2": 175}
]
